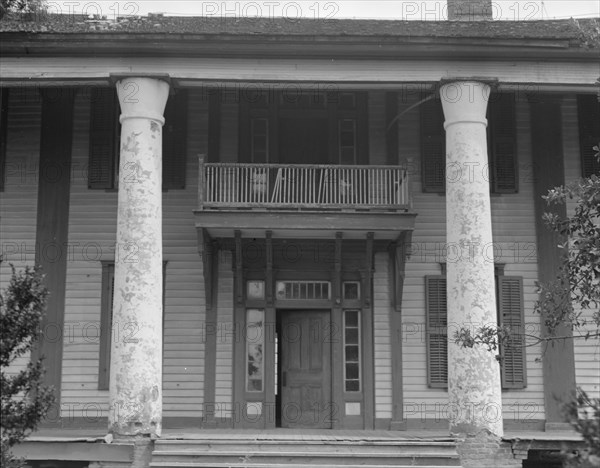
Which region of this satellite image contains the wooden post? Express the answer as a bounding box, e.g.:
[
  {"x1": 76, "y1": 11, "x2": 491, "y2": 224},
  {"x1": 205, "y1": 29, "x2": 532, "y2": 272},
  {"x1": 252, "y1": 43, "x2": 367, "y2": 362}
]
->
[
  {"x1": 266, "y1": 231, "x2": 273, "y2": 305},
  {"x1": 198, "y1": 154, "x2": 206, "y2": 210},
  {"x1": 331, "y1": 232, "x2": 343, "y2": 429},
  {"x1": 235, "y1": 230, "x2": 243, "y2": 305},
  {"x1": 363, "y1": 232, "x2": 375, "y2": 429}
]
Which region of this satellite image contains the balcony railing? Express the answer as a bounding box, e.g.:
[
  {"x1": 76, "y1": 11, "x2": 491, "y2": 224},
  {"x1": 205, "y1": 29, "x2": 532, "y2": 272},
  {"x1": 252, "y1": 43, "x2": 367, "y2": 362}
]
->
[{"x1": 198, "y1": 158, "x2": 410, "y2": 210}]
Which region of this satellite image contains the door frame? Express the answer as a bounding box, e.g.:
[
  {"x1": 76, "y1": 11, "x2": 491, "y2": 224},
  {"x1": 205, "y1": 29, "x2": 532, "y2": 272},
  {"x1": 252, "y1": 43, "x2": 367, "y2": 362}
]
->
[
  {"x1": 230, "y1": 238, "x2": 376, "y2": 430},
  {"x1": 277, "y1": 309, "x2": 333, "y2": 429}
]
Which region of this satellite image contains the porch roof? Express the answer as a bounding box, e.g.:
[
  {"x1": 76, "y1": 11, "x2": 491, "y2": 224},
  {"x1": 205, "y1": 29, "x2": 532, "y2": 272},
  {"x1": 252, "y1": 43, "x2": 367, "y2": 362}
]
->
[
  {"x1": 1, "y1": 14, "x2": 598, "y2": 60},
  {"x1": 1, "y1": 14, "x2": 597, "y2": 89},
  {"x1": 1, "y1": 14, "x2": 597, "y2": 43}
]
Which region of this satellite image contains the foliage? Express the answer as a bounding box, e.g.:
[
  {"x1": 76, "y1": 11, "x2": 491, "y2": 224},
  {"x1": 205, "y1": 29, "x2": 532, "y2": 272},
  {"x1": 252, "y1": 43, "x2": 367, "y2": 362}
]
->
[
  {"x1": 562, "y1": 389, "x2": 600, "y2": 468},
  {"x1": 572, "y1": 18, "x2": 600, "y2": 50},
  {"x1": 536, "y1": 165, "x2": 600, "y2": 335},
  {"x1": 0, "y1": 0, "x2": 47, "y2": 20},
  {"x1": 0, "y1": 264, "x2": 55, "y2": 468}
]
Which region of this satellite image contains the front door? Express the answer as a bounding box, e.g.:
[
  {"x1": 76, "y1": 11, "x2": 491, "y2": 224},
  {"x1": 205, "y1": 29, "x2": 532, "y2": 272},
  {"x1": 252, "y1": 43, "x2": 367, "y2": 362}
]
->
[{"x1": 280, "y1": 310, "x2": 332, "y2": 429}]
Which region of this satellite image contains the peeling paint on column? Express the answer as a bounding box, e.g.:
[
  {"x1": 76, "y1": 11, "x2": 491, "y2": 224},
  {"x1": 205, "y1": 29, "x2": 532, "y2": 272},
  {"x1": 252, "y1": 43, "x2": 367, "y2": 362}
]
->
[
  {"x1": 441, "y1": 81, "x2": 504, "y2": 438},
  {"x1": 109, "y1": 77, "x2": 169, "y2": 438}
]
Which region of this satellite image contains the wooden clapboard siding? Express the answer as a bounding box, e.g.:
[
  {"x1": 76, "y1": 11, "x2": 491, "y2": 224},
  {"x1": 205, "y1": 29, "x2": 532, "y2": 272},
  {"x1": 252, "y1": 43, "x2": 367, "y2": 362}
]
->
[
  {"x1": 0, "y1": 88, "x2": 42, "y2": 378},
  {"x1": 562, "y1": 95, "x2": 600, "y2": 398},
  {"x1": 373, "y1": 252, "x2": 392, "y2": 420},
  {"x1": 368, "y1": 91, "x2": 404, "y2": 419},
  {"x1": 160, "y1": 91, "x2": 207, "y2": 415},
  {"x1": 214, "y1": 250, "x2": 234, "y2": 420},
  {"x1": 60, "y1": 89, "x2": 207, "y2": 419},
  {"x1": 400, "y1": 92, "x2": 545, "y2": 425}
]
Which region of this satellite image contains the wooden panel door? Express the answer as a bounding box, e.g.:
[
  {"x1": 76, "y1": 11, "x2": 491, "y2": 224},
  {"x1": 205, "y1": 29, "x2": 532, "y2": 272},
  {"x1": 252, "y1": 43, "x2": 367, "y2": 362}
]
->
[{"x1": 281, "y1": 311, "x2": 332, "y2": 428}]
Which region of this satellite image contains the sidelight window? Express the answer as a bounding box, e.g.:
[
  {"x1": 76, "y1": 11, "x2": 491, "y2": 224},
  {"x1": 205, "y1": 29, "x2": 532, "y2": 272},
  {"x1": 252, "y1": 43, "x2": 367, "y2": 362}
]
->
[
  {"x1": 343, "y1": 310, "x2": 361, "y2": 392},
  {"x1": 246, "y1": 308, "x2": 265, "y2": 392}
]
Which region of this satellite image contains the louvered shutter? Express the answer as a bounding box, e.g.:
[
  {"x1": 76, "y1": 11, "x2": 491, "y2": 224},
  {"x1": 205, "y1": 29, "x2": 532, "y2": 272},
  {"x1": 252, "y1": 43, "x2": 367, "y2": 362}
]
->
[
  {"x1": 0, "y1": 88, "x2": 8, "y2": 191},
  {"x1": 98, "y1": 263, "x2": 115, "y2": 390},
  {"x1": 488, "y1": 93, "x2": 518, "y2": 193},
  {"x1": 421, "y1": 97, "x2": 446, "y2": 193},
  {"x1": 497, "y1": 276, "x2": 526, "y2": 389},
  {"x1": 426, "y1": 276, "x2": 448, "y2": 388},
  {"x1": 163, "y1": 90, "x2": 188, "y2": 190},
  {"x1": 577, "y1": 95, "x2": 600, "y2": 178},
  {"x1": 89, "y1": 88, "x2": 118, "y2": 189}
]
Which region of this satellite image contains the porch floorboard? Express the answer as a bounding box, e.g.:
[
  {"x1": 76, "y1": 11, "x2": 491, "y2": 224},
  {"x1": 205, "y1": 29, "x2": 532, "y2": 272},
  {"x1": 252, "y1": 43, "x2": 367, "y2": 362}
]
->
[{"x1": 25, "y1": 427, "x2": 581, "y2": 443}]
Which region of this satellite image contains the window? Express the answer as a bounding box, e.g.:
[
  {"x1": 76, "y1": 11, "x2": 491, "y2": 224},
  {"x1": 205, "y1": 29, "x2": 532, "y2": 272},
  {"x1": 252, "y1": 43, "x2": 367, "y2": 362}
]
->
[
  {"x1": 275, "y1": 280, "x2": 331, "y2": 300},
  {"x1": 0, "y1": 88, "x2": 8, "y2": 191},
  {"x1": 343, "y1": 281, "x2": 360, "y2": 301},
  {"x1": 98, "y1": 261, "x2": 167, "y2": 390},
  {"x1": 343, "y1": 310, "x2": 361, "y2": 392},
  {"x1": 246, "y1": 308, "x2": 265, "y2": 392},
  {"x1": 497, "y1": 276, "x2": 527, "y2": 388},
  {"x1": 420, "y1": 92, "x2": 518, "y2": 193},
  {"x1": 425, "y1": 271, "x2": 526, "y2": 389},
  {"x1": 577, "y1": 95, "x2": 600, "y2": 178},
  {"x1": 88, "y1": 88, "x2": 188, "y2": 190},
  {"x1": 240, "y1": 91, "x2": 368, "y2": 165},
  {"x1": 425, "y1": 276, "x2": 448, "y2": 388}
]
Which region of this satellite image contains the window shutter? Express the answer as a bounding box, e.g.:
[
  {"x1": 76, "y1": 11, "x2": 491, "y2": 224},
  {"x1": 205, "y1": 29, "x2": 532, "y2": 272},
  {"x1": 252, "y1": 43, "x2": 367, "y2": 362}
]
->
[
  {"x1": 208, "y1": 89, "x2": 221, "y2": 163},
  {"x1": 497, "y1": 276, "x2": 526, "y2": 389},
  {"x1": 0, "y1": 88, "x2": 8, "y2": 191},
  {"x1": 577, "y1": 95, "x2": 600, "y2": 178},
  {"x1": 426, "y1": 276, "x2": 448, "y2": 388},
  {"x1": 488, "y1": 93, "x2": 517, "y2": 193},
  {"x1": 163, "y1": 90, "x2": 188, "y2": 190},
  {"x1": 355, "y1": 92, "x2": 369, "y2": 165},
  {"x1": 89, "y1": 88, "x2": 118, "y2": 189},
  {"x1": 421, "y1": 97, "x2": 446, "y2": 193},
  {"x1": 98, "y1": 263, "x2": 115, "y2": 390}
]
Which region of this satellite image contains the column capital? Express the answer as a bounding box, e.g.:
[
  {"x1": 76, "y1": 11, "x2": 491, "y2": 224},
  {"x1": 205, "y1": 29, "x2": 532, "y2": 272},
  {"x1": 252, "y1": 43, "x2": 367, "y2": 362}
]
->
[
  {"x1": 439, "y1": 80, "x2": 493, "y2": 129},
  {"x1": 113, "y1": 76, "x2": 170, "y2": 125}
]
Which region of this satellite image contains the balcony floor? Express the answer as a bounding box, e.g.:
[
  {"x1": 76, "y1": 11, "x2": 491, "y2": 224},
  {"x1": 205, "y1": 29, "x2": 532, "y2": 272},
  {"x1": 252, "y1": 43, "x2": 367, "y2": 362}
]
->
[{"x1": 194, "y1": 208, "x2": 417, "y2": 240}]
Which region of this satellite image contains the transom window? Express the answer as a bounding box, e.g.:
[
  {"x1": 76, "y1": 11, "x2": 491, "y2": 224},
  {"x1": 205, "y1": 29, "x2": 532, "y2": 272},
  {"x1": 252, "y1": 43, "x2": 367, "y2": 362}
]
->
[{"x1": 275, "y1": 281, "x2": 331, "y2": 300}]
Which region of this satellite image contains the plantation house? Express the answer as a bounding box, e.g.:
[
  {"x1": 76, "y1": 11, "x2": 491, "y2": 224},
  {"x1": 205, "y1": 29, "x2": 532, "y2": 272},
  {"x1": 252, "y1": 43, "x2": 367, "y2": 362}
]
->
[{"x1": 0, "y1": 1, "x2": 598, "y2": 467}]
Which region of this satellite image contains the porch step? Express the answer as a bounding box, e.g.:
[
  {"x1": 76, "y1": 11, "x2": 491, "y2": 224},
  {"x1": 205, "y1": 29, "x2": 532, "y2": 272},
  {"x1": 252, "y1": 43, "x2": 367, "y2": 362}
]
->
[{"x1": 150, "y1": 438, "x2": 462, "y2": 468}]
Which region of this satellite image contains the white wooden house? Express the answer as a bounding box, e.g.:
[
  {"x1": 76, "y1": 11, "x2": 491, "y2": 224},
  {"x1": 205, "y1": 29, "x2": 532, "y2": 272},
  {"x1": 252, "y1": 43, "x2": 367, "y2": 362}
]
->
[{"x1": 0, "y1": 1, "x2": 598, "y2": 467}]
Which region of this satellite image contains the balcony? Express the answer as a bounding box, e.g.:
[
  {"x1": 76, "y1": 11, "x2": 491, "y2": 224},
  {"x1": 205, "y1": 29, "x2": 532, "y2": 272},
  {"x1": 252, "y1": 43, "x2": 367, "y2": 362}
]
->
[{"x1": 195, "y1": 159, "x2": 416, "y2": 240}]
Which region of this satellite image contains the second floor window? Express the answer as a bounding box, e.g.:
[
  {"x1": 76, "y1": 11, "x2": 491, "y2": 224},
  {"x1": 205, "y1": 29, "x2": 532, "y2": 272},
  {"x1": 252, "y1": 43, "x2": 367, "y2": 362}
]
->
[
  {"x1": 88, "y1": 87, "x2": 188, "y2": 190},
  {"x1": 239, "y1": 90, "x2": 368, "y2": 166}
]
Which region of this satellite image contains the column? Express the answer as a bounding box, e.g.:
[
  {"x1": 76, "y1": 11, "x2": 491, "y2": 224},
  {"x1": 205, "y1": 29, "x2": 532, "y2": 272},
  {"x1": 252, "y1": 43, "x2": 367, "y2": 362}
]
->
[
  {"x1": 441, "y1": 81, "x2": 503, "y2": 437},
  {"x1": 109, "y1": 77, "x2": 169, "y2": 437}
]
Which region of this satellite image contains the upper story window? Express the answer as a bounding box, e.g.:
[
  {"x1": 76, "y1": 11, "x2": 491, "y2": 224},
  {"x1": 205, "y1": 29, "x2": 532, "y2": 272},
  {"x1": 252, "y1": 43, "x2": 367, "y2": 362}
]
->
[
  {"x1": 239, "y1": 90, "x2": 368, "y2": 165},
  {"x1": 88, "y1": 87, "x2": 188, "y2": 190},
  {"x1": 577, "y1": 94, "x2": 600, "y2": 178},
  {"x1": 420, "y1": 92, "x2": 518, "y2": 194}
]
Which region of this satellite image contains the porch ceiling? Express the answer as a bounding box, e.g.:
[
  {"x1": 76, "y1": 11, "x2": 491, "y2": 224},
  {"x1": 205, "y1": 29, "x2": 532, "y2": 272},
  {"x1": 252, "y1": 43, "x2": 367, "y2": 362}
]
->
[{"x1": 194, "y1": 209, "x2": 417, "y2": 241}]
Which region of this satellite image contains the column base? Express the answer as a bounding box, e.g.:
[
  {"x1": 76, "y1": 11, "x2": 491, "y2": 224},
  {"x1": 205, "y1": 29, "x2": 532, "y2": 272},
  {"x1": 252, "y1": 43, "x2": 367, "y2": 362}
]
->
[{"x1": 455, "y1": 430, "x2": 521, "y2": 468}]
